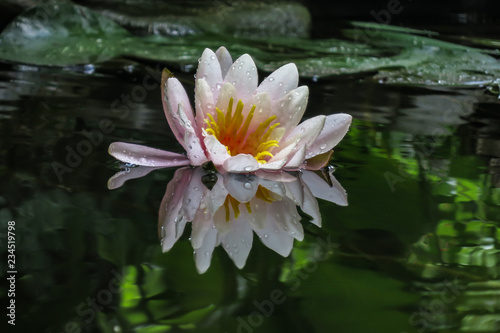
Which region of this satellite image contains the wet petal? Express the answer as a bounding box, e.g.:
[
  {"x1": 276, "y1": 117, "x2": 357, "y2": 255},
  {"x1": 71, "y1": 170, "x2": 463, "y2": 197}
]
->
[
  {"x1": 196, "y1": 48, "x2": 223, "y2": 100},
  {"x1": 216, "y1": 46, "x2": 233, "y2": 78},
  {"x1": 256, "y1": 63, "x2": 299, "y2": 103},
  {"x1": 274, "y1": 86, "x2": 309, "y2": 132},
  {"x1": 305, "y1": 113, "x2": 352, "y2": 159},
  {"x1": 108, "y1": 142, "x2": 190, "y2": 167},
  {"x1": 223, "y1": 54, "x2": 258, "y2": 104},
  {"x1": 162, "y1": 76, "x2": 196, "y2": 146},
  {"x1": 204, "y1": 135, "x2": 232, "y2": 167},
  {"x1": 107, "y1": 166, "x2": 161, "y2": 190},
  {"x1": 195, "y1": 78, "x2": 216, "y2": 126},
  {"x1": 220, "y1": 217, "x2": 253, "y2": 269},
  {"x1": 223, "y1": 154, "x2": 260, "y2": 173},
  {"x1": 284, "y1": 145, "x2": 306, "y2": 169},
  {"x1": 283, "y1": 115, "x2": 326, "y2": 150},
  {"x1": 159, "y1": 168, "x2": 192, "y2": 252},
  {"x1": 183, "y1": 130, "x2": 209, "y2": 165},
  {"x1": 302, "y1": 170, "x2": 348, "y2": 206},
  {"x1": 252, "y1": 212, "x2": 294, "y2": 257},
  {"x1": 224, "y1": 173, "x2": 259, "y2": 203},
  {"x1": 194, "y1": 226, "x2": 218, "y2": 274}
]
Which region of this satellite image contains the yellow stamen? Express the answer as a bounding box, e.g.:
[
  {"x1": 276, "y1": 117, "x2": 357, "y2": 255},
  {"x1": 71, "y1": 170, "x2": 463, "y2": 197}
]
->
[{"x1": 204, "y1": 98, "x2": 284, "y2": 164}]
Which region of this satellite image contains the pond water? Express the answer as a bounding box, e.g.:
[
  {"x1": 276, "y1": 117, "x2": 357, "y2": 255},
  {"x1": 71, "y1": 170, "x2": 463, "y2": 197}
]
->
[{"x1": 0, "y1": 3, "x2": 500, "y2": 333}]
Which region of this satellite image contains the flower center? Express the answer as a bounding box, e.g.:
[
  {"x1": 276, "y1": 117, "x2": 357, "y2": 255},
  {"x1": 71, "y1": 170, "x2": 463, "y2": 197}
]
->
[{"x1": 204, "y1": 97, "x2": 282, "y2": 164}]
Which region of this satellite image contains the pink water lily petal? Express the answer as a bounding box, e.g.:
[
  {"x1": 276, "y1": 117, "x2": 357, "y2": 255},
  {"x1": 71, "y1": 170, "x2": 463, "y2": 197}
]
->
[
  {"x1": 220, "y1": 216, "x2": 254, "y2": 269},
  {"x1": 163, "y1": 77, "x2": 196, "y2": 147},
  {"x1": 273, "y1": 200, "x2": 304, "y2": 241},
  {"x1": 107, "y1": 166, "x2": 161, "y2": 190},
  {"x1": 259, "y1": 142, "x2": 298, "y2": 171},
  {"x1": 223, "y1": 154, "x2": 260, "y2": 173},
  {"x1": 299, "y1": 177, "x2": 322, "y2": 227},
  {"x1": 305, "y1": 151, "x2": 333, "y2": 170},
  {"x1": 223, "y1": 54, "x2": 258, "y2": 104},
  {"x1": 195, "y1": 78, "x2": 216, "y2": 125},
  {"x1": 216, "y1": 46, "x2": 233, "y2": 78},
  {"x1": 275, "y1": 86, "x2": 309, "y2": 133},
  {"x1": 215, "y1": 82, "x2": 237, "y2": 112},
  {"x1": 252, "y1": 208, "x2": 294, "y2": 257},
  {"x1": 246, "y1": 92, "x2": 272, "y2": 128},
  {"x1": 255, "y1": 170, "x2": 297, "y2": 182},
  {"x1": 302, "y1": 170, "x2": 348, "y2": 206},
  {"x1": 256, "y1": 63, "x2": 299, "y2": 103},
  {"x1": 284, "y1": 145, "x2": 306, "y2": 169},
  {"x1": 196, "y1": 48, "x2": 223, "y2": 101},
  {"x1": 305, "y1": 113, "x2": 352, "y2": 159},
  {"x1": 194, "y1": 225, "x2": 218, "y2": 274},
  {"x1": 108, "y1": 142, "x2": 190, "y2": 167},
  {"x1": 182, "y1": 167, "x2": 208, "y2": 222},
  {"x1": 224, "y1": 173, "x2": 259, "y2": 203},
  {"x1": 283, "y1": 115, "x2": 326, "y2": 151},
  {"x1": 159, "y1": 167, "x2": 192, "y2": 252},
  {"x1": 183, "y1": 130, "x2": 209, "y2": 165},
  {"x1": 191, "y1": 208, "x2": 214, "y2": 250},
  {"x1": 204, "y1": 135, "x2": 232, "y2": 167}
]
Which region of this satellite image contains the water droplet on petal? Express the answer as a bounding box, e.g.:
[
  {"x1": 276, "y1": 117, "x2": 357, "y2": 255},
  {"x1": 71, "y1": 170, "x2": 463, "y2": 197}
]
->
[
  {"x1": 244, "y1": 166, "x2": 253, "y2": 171},
  {"x1": 244, "y1": 182, "x2": 252, "y2": 189},
  {"x1": 320, "y1": 144, "x2": 327, "y2": 150},
  {"x1": 210, "y1": 55, "x2": 216, "y2": 60},
  {"x1": 269, "y1": 77, "x2": 275, "y2": 82}
]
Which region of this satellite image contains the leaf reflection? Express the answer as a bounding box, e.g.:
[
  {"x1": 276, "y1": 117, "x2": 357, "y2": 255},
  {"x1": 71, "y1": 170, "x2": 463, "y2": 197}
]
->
[{"x1": 108, "y1": 166, "x2": 347, "y2": 273}]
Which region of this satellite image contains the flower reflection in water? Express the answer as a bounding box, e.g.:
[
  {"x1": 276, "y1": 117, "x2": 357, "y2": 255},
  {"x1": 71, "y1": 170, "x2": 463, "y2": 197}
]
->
[{"x1": 108, "y1": 166, "x2": 347, "y2": 273}]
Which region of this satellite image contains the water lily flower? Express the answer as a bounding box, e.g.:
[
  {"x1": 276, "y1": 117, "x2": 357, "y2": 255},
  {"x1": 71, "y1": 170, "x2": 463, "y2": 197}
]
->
[
  {"x1": 109, "y1": 47, "x2": 352, "y2": 173},
  {"x1": 107, "y1": 165, "x2": 347, "y2": 273}
]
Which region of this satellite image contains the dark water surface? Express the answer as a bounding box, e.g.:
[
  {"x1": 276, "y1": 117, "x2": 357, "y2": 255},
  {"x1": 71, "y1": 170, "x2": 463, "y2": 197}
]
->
[{"x1": 1, "y1": 43, "x2": 500, "y2": 333}]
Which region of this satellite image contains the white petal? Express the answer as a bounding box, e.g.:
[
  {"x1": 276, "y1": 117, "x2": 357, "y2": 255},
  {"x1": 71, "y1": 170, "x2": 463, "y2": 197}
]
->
[
  {"x1": 181, "y1": 167, "x2": 207, "y2": 222},
  {"x1": 158, "y1": 168, "x2": 192, "y2": 252},
  {"x1": 191, "y1": 209, "x2": 214, "y2": 250},
  {"x1": 284, "y1": 145, "x2": 306, "y2": 169},
  {"x1": 163, "y1": 77, "x2": 196, "y2": 147},
  {"x1": 215, "y1": 82, "x2": 237, "y2": 111},
  {"x1": 305, "y1": 113, "x2": 352, "y2": 159},
  {"x1": 246, "y1": 92, "x2": 273, "y2": 128},
  {"x1": 301, "y1": 170, "x2": 348, "y2": 206},
  {"x1": 194, "y1": 226, "x2": 218, "y2": 274},
  {"x1": 259, "y1": 141, "x2": 298, "y2": 171},
  {"x1": 253, "y1": 212, "x2": 294, "y2": 257},
  {"x1": 283, "y1": 115, "x2": 326, "y2": 149},
  {"x1": 195, "y1": 78, "x2": 216, "y2": 127},
  {"x1": 223, "y1": 54, "x2": 258, "y2": 104},
  {"x1": 205, "y1": 176, "x2": 229, "y2": 215},
  {"x1": 107, "y1": 166, "x2": 161, "y2": 190},
  {"x1": 183, "y1": 130, "x2": 208, "y2": 165},
  {"x1": 223, "y1": 154, "x2": 260, "y2": 173},
  {"x1": 299, "y1": 177, "x2": 322, "y2": 227},
  {"x1": 224, "y1": 173, "x2": 259, "y2": 203},
  {"x1": 274, "y1": 86, "x2": 309, "y2": 133},
  {"x1": 204, "y1": 135, "x2": 232, "y2": 168},
  {"x1": 216, "y1": 46, "x2": 233, "y2": 78},
  {"x1": 108, "y1": 142, "x2": 190, "y2": 167},
  {"x1": 196, "y1": 49, "x2": 223, "y2": 100},
  {"x1": 256, "y1": 63, "x2": 299, "y2": 102},
  {"x1": 221, "y1": 217, "x2": 254, "y2": 269}
]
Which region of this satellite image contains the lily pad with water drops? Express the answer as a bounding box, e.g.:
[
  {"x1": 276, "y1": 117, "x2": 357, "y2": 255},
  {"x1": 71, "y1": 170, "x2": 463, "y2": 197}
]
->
[{"x1": 0, "y1": 2, "x2": 499, "y2": 87}]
